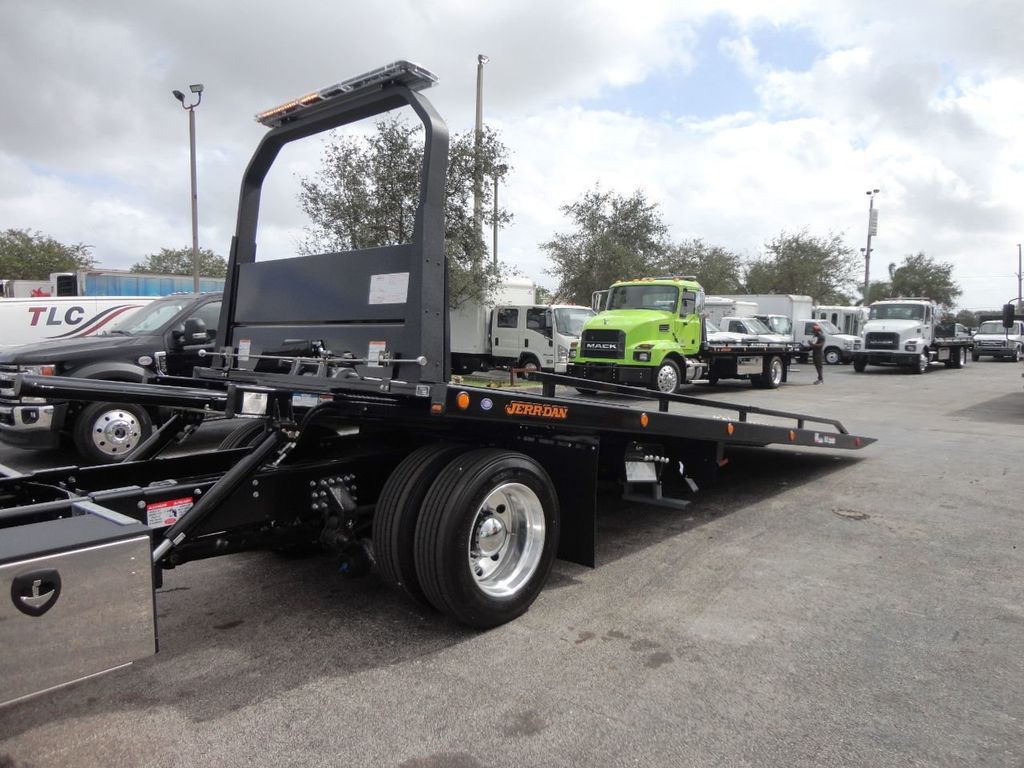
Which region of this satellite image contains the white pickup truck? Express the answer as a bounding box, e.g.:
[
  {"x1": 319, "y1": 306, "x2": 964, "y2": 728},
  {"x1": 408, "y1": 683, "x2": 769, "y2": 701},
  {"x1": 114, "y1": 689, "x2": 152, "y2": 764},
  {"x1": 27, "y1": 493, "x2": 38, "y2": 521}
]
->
[
  {"x1": 971, "y1": 319, "x2": 1024, "y2": 362},
  {"x1": 794, "y1": 319, "x2": 861, "y2": 364}
]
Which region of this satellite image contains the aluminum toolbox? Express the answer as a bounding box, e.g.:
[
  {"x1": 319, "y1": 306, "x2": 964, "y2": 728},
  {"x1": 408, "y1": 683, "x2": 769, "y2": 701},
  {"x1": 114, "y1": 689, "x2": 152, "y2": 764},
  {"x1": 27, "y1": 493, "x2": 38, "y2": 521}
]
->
[{"x1": 1, "y1": 500, "x2": 155, "y2": 707}]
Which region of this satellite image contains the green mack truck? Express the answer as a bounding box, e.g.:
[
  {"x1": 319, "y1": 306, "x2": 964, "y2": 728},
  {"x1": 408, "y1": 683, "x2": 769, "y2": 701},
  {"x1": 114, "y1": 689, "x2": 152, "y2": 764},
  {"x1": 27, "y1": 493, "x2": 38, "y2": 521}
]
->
[{"x1": 568, "y1": 277, "x2": 797, "y2": 393}]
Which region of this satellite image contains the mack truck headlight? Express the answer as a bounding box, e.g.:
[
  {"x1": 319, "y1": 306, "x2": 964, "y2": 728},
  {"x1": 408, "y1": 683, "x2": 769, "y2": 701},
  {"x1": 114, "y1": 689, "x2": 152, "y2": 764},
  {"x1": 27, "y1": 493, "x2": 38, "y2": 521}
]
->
[
  {"x1": 904, "y1": 341, "x2": 918, "y2": 351},
  {"x1": 633, "y1": 343, "x2": 653, "y2": 362},
  {"x1": 557, "y1": 344, "x2": 569, "y2": 363}
]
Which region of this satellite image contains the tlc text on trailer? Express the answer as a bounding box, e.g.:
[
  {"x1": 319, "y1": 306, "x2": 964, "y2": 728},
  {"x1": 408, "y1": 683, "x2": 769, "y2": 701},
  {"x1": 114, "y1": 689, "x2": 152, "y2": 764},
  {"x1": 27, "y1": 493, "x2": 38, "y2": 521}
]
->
[{"x1": 0, "y1": 62, "x2": 875, "y2": 707}]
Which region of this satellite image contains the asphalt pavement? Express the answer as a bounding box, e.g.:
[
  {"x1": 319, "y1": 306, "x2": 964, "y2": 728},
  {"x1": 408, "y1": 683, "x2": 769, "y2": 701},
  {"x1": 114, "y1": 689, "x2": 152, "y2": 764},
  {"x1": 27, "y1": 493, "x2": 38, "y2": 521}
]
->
[{"x1": 1, "y1": 359, "x2": 1022, "y2": 767}]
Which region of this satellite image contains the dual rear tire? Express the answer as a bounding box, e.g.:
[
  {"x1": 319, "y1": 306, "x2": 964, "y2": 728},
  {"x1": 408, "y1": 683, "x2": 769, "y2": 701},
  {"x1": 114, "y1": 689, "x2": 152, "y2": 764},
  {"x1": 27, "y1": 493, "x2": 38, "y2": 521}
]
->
[{"x1": 373, "y1": 446, "x2": 560, "y2": 628}]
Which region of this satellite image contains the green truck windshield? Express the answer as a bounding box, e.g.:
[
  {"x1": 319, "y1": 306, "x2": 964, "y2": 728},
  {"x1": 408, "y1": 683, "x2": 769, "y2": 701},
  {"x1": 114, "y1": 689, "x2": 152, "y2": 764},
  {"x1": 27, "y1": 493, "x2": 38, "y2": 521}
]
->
[{"x1": 608, "y1": 285, "x2": 679, "y2": 312}]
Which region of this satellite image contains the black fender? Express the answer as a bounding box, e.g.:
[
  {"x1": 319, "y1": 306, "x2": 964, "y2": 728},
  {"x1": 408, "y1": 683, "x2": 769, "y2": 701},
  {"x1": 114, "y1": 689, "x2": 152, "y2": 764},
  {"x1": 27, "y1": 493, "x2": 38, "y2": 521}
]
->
[{"x1": 64, "y1": 361, "x2": 150, "y2": 383}]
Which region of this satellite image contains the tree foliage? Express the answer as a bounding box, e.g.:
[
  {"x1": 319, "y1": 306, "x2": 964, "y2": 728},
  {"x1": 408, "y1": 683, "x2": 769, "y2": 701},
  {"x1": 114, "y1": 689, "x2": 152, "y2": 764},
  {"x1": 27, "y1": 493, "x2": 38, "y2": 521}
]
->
[
  {"x1": 657, "y1": 238, "x2": 744, "y2": 294},
  {"x1": 744, "y1": 229, "x2": 859, "y2": 304},
  {"x1": 888, "y1": 252, "x2": 962, "y2": 308},
  {"x1": 953, "y1": 309, "x2": 978, "y2": 327},
  {"x1": 297, "y1": 117, "x2": 512, "y2": 307},
  {"x1": 131, "y1": 247, "x2": 227, "y2": 277},
  {"x1": 542, "y1": 187, "x2": 668, "y2": 305},
  {"x1": 0, "y1": 228, "x2": 94, "y2": 279}
]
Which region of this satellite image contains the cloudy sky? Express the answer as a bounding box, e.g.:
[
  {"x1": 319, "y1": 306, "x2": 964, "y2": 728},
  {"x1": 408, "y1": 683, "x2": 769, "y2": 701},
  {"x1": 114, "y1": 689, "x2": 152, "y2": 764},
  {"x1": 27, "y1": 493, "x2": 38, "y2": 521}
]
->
[{"x1": 3, "y1": 0, "x2": 1023, "y2": 309}]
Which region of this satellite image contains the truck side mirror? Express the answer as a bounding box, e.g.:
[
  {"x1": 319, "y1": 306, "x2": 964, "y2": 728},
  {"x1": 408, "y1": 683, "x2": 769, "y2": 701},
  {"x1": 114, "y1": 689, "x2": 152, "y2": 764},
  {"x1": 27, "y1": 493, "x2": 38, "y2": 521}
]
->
[
  {"x1": 1003, "y1": 303, "x2": 1015, "y2": 329},
  {"x1": 680, "y1": 291, "x2": 697, "y2": 317},
  {"x1": 182, "y1": 318, "x2": 210, "y2": 345}
]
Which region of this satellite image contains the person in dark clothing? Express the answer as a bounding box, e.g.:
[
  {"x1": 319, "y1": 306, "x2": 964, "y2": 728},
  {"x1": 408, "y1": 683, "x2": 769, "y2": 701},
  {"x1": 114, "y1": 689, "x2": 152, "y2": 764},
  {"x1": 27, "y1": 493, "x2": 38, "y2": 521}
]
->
[{"x1": 810, "y1": 323, "x2": 826, "y2": 383}]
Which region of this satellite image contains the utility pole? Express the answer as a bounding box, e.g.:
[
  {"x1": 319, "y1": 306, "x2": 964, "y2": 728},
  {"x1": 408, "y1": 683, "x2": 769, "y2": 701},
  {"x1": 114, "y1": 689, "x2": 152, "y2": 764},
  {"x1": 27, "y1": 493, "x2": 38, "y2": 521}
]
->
[
  {"x1": 1017, "y1": 243, "x2": 1022, "y2": 311},
  {"x1": 473, "y1": 55, "x2": 489, "y2": 243},
  {"x1": 863, "y1": 189, "x2": 879, "y2": 304},
  {"x1": 492, "y1": 164, "x2": 507, "y2": 266}
]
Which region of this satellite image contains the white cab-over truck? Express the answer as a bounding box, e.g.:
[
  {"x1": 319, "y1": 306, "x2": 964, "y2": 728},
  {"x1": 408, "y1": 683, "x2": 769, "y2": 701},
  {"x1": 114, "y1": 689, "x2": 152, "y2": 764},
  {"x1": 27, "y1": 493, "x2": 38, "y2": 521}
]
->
[
  {"x1": 853, "y1": 298, "x2": 973, "y2": 374},
  {"x1": 971, "y1": 318, "x2": 1024, "y2": 362},
  {"x1": 703, "y1": 296, "x2": 757, "y2": 327},
  {"x1": 812, "y1": 305, "x2": 869, "y2": 337}
]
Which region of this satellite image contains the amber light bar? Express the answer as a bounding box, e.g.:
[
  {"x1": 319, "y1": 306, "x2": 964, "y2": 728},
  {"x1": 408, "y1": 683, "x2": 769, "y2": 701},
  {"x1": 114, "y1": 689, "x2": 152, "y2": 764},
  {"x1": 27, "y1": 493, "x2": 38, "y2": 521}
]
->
[{"x1": 255, "y1": 60, "x2": 438, "y2": 127}]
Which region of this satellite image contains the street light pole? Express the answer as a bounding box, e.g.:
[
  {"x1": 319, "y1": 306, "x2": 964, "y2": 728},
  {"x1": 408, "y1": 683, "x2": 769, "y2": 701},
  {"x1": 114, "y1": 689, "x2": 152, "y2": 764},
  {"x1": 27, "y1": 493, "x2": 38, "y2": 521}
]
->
[
  {"x1": 863, "y1": 189, "x2": 880, "y2": 304},
  {"x1": 173, "y1": 84, "x2": 204, "y2": 293},
  {"x1": 473, "y1": 55, "x2": 489, "y2": 241}
]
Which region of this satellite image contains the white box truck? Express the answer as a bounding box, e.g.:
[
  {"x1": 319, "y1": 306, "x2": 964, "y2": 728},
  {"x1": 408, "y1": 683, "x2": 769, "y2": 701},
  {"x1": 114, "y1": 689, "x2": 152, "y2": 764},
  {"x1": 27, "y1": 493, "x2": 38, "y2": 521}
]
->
[
  {"x1": 704, "y1": 296, "x2": 757, "y2": 327},
  {"x1": 718, "y1": 294, "x2": 814, "y2": 340}
]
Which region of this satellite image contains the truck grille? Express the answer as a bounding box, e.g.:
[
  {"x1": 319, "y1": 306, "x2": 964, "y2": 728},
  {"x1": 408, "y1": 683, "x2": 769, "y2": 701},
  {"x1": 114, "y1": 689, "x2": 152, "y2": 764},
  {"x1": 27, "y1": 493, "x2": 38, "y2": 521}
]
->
[
  {"x1": 865, "y1": 332, "x2": 899, "y2": 350},
  {"x1": 977, "y1": 340, "x2": 1004, "y2": 348},
  {"x1": 0, "y1": 365, "x2": 17, "y2": 398},
  {"x1": 580, "y1": 329, "x2": 625, "y2": 360}
]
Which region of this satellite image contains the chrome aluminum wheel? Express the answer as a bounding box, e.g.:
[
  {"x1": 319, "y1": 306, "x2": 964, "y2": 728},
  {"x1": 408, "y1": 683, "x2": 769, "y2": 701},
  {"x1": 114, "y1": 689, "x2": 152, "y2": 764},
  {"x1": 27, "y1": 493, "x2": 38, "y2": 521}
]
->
[
  {"x1": 90, "y1": 408, "x2": 143, "y2": 456},
  {"x1": 468, "y1": 482, "x2": 545, "y2": 598},
  {"x1": 656, "y1": 363, "x2": 679, "y2": 393}
]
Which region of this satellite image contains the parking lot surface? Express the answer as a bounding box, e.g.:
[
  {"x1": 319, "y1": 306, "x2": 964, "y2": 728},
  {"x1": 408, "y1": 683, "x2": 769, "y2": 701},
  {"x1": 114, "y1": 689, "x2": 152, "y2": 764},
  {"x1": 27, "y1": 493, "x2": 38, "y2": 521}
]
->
[{"x1": 1, "y1": 361, "x2": 1022, "y2": 767}]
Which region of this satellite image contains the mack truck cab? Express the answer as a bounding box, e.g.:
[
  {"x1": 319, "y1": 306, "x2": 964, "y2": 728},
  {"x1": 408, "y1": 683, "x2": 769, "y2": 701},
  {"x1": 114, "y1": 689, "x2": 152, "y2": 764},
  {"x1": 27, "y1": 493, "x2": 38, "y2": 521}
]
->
[
  {"x1": 569, "y1": 277, "x2": 707, "y2": 393},
  {"x1": 853, "y1": 298, "x2": 971, "y2": 373}
]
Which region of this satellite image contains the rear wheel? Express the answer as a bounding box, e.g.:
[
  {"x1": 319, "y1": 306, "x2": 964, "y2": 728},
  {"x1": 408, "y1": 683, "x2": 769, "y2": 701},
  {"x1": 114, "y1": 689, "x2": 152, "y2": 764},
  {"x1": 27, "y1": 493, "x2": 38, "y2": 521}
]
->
[
  {"x1": 72, "y1": 402, "x2": 153, "y2": 464},
  {"x1": 654, "y1": 359, "x2": 682, "y2": 394},
  {"x1": 373, "y1": 444, "x2": 469, "y2": 606},
  {"x1": 971, "y1": 351, "x2": 980, "y2": 362},
  {"x1": 948, "y1": 346, "x2": 967, "y2": 369},
  {"x1": 414, "y1": 449, "x2": 559, "y2": 628},
  {"x1": 753, "y1": 356, "x2": 784, "y2": 389},
  {"x1": 824, "y1": 347, "x2": 842, "y2": 365}
]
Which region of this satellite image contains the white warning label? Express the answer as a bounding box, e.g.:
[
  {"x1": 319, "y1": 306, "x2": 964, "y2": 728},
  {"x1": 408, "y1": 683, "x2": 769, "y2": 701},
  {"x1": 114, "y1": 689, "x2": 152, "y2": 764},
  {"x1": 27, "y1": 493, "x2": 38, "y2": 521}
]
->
[{"x1": 146, "y1": 496, "x2": 194, "y2": 528}]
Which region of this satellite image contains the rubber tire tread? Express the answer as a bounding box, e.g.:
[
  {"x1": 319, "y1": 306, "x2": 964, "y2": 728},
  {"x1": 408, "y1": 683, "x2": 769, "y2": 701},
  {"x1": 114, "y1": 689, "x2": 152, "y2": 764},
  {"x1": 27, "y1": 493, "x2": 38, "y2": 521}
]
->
[
  {"x1": 218, "y1": 419, "x2": 268, "y2": 450},
  {"x1": 414, "y1": 448, "x2": 559, "y2": 629},
  {"x1": 373, "y1": 443, "x2": 469, "y2": 606},
  {"x1": 72, "y1": 401, "x2": 154, "y2": 464}
]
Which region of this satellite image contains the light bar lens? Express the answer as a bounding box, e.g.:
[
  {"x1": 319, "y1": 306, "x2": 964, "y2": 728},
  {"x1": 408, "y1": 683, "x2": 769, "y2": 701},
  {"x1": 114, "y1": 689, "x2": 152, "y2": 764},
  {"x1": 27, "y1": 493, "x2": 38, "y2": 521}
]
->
[{"x1": 256, "y1": 60, "x2": 438, "y2": 127}]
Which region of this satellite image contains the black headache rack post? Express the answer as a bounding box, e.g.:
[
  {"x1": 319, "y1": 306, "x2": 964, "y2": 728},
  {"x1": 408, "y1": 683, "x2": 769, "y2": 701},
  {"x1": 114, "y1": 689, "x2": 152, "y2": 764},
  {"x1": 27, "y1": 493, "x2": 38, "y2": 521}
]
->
[{"x1": 1, "y1": 61, "x2": 876, "y2": 707}]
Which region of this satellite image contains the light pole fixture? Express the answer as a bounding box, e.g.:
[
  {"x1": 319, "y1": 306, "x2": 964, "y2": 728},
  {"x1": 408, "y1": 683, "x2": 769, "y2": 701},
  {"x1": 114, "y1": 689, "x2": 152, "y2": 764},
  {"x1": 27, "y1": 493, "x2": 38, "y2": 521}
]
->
[
  {"x1": 473, "y1": 55, "x2": 489, "y2": 241},
  {"x1": 173, "y1": 83, "x2": 204, "y2": 292},
  {"x1": 492, "y1": 164, "x2": 507, "y2": 267},
  {"x1": 863, "y1": 189, "x2": 880, "y2": 304},
  {"x1": 1016, "y1": 243, "x2": 1022, "y2": 312}
]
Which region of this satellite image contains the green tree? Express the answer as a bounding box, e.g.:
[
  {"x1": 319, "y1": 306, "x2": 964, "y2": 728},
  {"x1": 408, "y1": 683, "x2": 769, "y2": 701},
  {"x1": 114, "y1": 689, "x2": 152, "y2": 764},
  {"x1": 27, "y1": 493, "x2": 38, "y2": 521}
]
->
[
  {"x1": 298, "y1": 117, "x2": 512, "y2": 307},
  {"x1": 953, "y1": 309, "x2": 978, "y2": 328},
  {"x1": 656, "y1": 238, "x2": 744, "y2": 294},
  {"x1": 888, "y1": 252, "x2": 962, "y2": 308},
  {"x1": 865, "y1": 279, "x2": 893, "y2": 304},
  {"x1": 131, "y1": 247, "x2": 227, "y2": 277},
  {"x1": 542, "y1": 187, "x2": 668, "y2": 305},
  {"x1": 0, "y1": 228, "x2": 94, "y2": 279},
  {"x1": 744, "y1": 229, "x2": 858, "y2": 304}
]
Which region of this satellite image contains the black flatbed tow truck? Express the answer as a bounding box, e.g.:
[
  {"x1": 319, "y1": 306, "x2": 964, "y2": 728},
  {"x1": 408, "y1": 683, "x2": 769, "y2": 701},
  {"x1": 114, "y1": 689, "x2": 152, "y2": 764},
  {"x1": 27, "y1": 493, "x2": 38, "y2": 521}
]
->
[{"x1": 0, "y1": 62, "x2": 874, "y2": 707}]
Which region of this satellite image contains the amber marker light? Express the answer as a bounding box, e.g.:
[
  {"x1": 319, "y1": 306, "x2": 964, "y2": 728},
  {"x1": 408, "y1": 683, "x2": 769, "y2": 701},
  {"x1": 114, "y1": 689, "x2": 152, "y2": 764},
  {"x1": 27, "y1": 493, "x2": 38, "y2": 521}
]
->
[
  {"x1": 726, "y1": 423, "x2": 735, "y2": 435},
  {"x1": 430, "y1": 403, "x2": 443, "y2": 414},
  {"x1": 789, "y1": 430, "x2": 797, "y2": 441},
  {"x1": 456, "y1": 391, "x2": 471, "y2": 410},
  {"x1": 640, "y1": 413, "x2": 649, "y2": 428}
]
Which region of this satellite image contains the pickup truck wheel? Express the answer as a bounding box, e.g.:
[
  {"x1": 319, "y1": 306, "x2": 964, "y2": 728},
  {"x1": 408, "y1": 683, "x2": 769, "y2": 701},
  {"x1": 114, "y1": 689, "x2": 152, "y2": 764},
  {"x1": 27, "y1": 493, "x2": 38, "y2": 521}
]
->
[
  {"x1": 654, "y1": 359, "x2": 682, "y2": 394},
  {"x1": 824, "y1": 347, "x2": 842, "y2": 365},
  {"x1": 853, "y1": 357, "x2": 867, "y2": 372},
  {"x1": 1011, "y1": 346, "x2": 1022, "y2": 363},
  {"x1": 373, "y1": 444, "x2": 469, "y2": 607},
  {"x1": 414, "y1": 449, "x2": 559, "y2": 628},
  {"x1": 72, "y1": 402, "x2": 153, "y2": 464}
]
